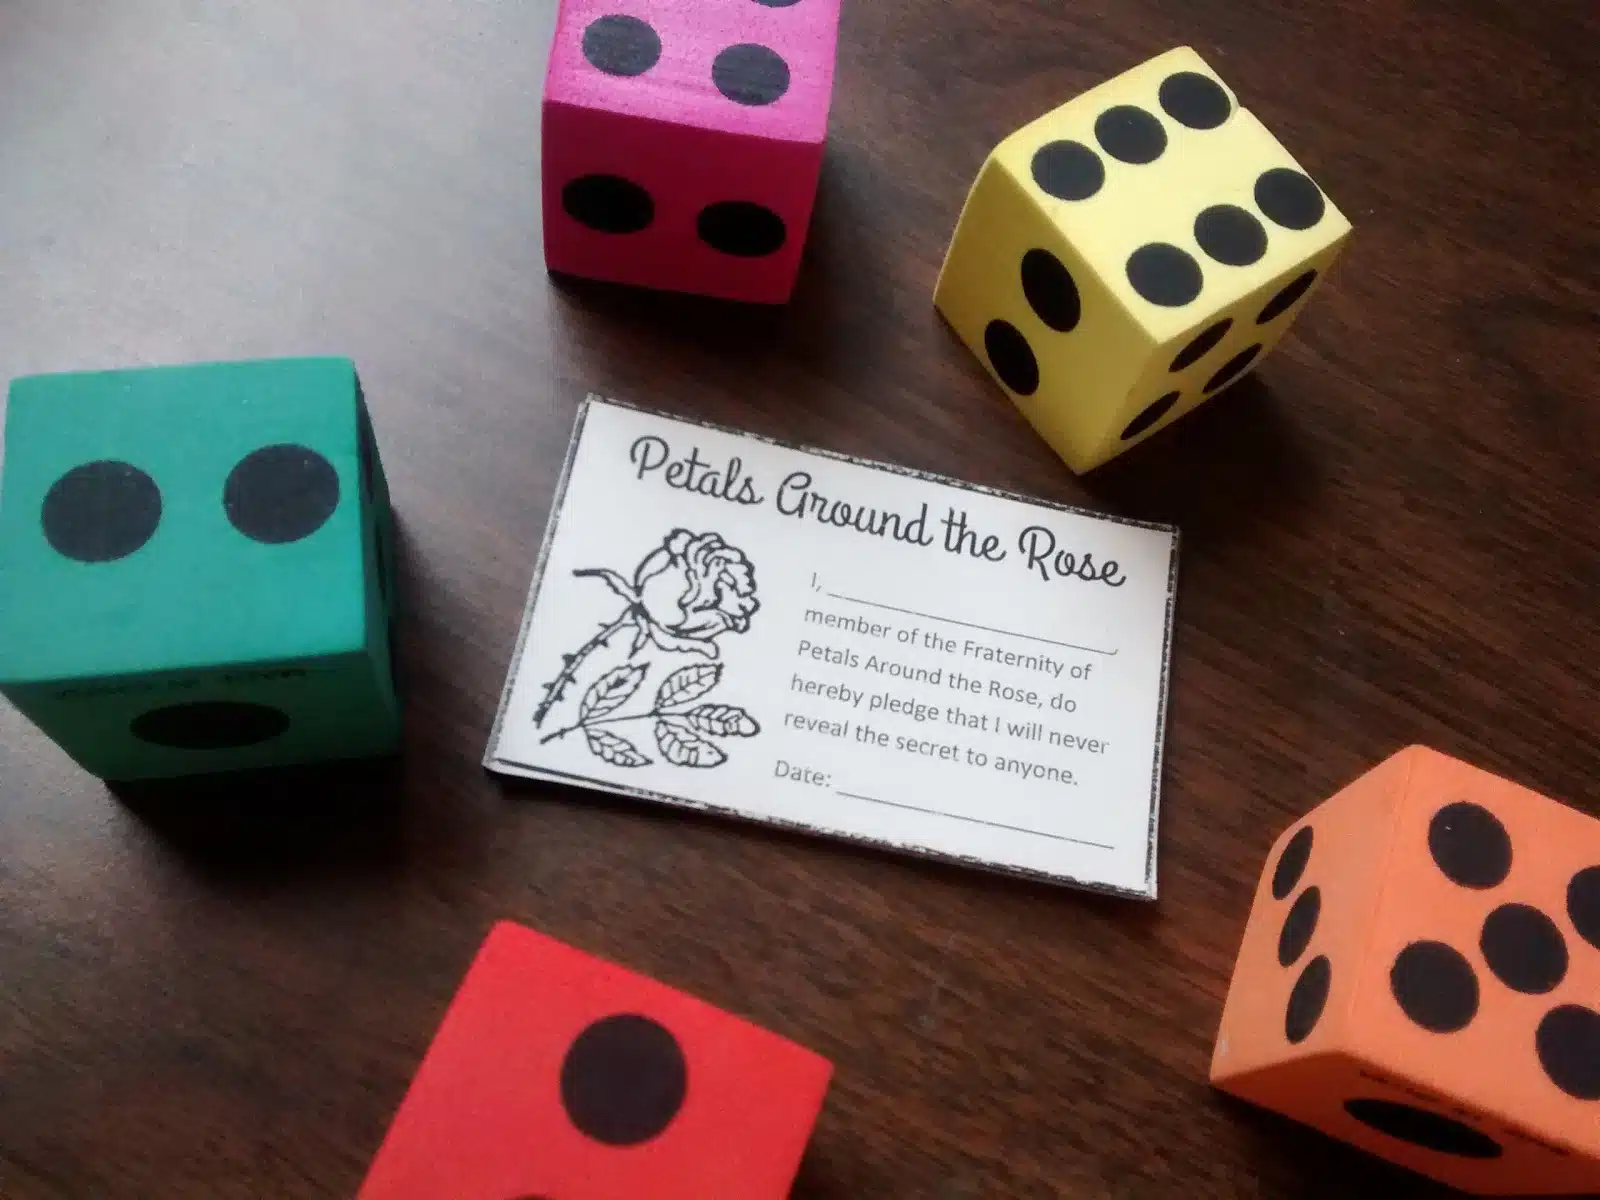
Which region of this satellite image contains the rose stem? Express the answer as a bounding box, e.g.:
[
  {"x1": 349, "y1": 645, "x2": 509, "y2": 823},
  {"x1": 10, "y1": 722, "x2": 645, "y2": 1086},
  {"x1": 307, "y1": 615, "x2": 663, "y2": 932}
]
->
[
  {"x1": 531, "y1": 610, "x2": 637, "y2": 727},
  {"x1": 538, "y1": 708, "x2": 672, "y2": 745}
]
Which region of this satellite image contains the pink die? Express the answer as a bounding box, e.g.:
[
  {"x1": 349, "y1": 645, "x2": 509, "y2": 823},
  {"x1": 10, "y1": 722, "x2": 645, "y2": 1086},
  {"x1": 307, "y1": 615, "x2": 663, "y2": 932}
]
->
[{"x1": 541, "y1": 0, "x2": 842, "y2": 304}]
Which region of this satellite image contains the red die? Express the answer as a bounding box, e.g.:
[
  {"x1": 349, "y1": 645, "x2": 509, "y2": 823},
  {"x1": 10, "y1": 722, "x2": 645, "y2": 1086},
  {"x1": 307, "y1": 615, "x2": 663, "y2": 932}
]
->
[
  {"x1": 541, "y1": 0, "x2": 842, "y2": 303},
  {"x1": 358, "y1": 921, "x2": 832, "y2": 1199}
]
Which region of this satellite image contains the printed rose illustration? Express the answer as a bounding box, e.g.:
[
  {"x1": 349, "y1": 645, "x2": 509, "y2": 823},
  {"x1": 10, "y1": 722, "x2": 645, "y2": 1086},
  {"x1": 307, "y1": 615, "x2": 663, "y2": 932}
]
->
[
  {"x1": 533, "y1": 529, "x2": 761, "y2": 768},
  {"x1": 602, "y1": 528, "x2": 759, "y2": 657}
]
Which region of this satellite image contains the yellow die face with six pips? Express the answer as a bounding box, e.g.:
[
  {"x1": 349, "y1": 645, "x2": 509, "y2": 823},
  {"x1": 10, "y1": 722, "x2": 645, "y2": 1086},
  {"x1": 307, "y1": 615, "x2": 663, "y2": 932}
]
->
[{"x1": 935, "y1": 46, "x2": 1351, "y2": 473}]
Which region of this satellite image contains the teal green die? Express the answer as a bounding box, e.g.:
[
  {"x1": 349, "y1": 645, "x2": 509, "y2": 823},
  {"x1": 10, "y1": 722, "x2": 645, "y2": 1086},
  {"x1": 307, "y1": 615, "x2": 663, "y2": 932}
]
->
[{"x1": 0, "y1": 357, "x2": 400, "y2": 781}]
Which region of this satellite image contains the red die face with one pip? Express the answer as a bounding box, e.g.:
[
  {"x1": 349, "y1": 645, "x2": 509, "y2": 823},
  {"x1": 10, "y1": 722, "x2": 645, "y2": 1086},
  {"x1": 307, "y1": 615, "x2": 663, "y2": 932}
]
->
[{"x1": 358, "y1": 921, "x2": 833, "y2": 1199}]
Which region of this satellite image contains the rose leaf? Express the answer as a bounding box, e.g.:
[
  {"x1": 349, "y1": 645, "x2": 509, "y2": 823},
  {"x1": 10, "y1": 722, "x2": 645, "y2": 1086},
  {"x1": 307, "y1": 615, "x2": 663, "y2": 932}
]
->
[
  {"x1": 580, "y1": 663, "x2": 647, "y2": 720},
  {"x1": 656, "y1": 663, "x2": 722, "y2": 709},
  {"x1": 585, "y1": 727, "x2": 651, "y2": 768},
  {"x1": 684, "y1": 704, "x2": 760, "y2": 737},
  {"x1": 654, "y1": 718, "x2": 727, "y2": 768}
]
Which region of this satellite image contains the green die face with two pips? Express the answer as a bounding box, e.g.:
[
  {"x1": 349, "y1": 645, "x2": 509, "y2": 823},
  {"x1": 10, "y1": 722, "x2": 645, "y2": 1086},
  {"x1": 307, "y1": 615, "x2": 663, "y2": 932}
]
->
[{"x1": 0, "y1": 357, "x2": 400, "y2": 781}]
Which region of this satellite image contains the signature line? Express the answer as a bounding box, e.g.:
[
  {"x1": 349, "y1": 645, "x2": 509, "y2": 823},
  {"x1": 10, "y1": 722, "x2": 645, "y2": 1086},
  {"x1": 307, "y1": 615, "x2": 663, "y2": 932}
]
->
[
  {"x1": 825, "y1": 592, "x2": 1117, "y2": 656},
  {"x1": 837, "y1": 791, "x2": 1115, "y2": 850}
]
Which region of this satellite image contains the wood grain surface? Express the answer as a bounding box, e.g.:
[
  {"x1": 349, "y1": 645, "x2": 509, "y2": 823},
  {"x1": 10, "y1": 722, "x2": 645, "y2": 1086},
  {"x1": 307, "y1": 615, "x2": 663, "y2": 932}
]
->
[{"x1": 1, "y1": 1, "x2": 1596, "y2": 1196}]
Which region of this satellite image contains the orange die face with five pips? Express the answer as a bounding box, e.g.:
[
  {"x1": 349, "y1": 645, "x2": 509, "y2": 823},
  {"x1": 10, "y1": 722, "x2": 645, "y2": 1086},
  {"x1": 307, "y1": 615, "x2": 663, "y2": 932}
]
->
[{"x1": 1212, "y1": 745, "x2": 1600, "y2": 1196}]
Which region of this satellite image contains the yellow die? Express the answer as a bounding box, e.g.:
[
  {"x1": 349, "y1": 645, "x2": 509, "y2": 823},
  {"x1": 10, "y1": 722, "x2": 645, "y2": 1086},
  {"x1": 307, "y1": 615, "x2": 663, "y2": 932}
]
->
[{"x1": 934, "y1": 47, "x2": 1352, "y2": 473}]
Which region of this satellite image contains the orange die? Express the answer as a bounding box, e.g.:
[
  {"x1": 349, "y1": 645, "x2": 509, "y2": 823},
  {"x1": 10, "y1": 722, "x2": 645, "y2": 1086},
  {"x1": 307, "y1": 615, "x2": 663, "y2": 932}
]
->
[{"x1": 1211, "y1": 745, "x2": 1600, "y2": 1195}]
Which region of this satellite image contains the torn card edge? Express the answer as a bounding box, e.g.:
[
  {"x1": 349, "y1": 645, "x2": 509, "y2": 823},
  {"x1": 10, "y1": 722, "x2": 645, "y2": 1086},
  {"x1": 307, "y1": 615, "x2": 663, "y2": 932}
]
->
[
  {"x1": 482, "y1": 397, "x2": 596, "y2": 771},
  {"x1": 1143, "y1": 524, "x2": 1181, "y2": 899}
]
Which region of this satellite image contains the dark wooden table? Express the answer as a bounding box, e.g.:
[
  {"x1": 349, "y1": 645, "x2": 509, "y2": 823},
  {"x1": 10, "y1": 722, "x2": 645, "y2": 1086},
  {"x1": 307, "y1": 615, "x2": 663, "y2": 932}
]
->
[{"x1": 2, "y1": 1, "x2": 1596, "y2": 1196}]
